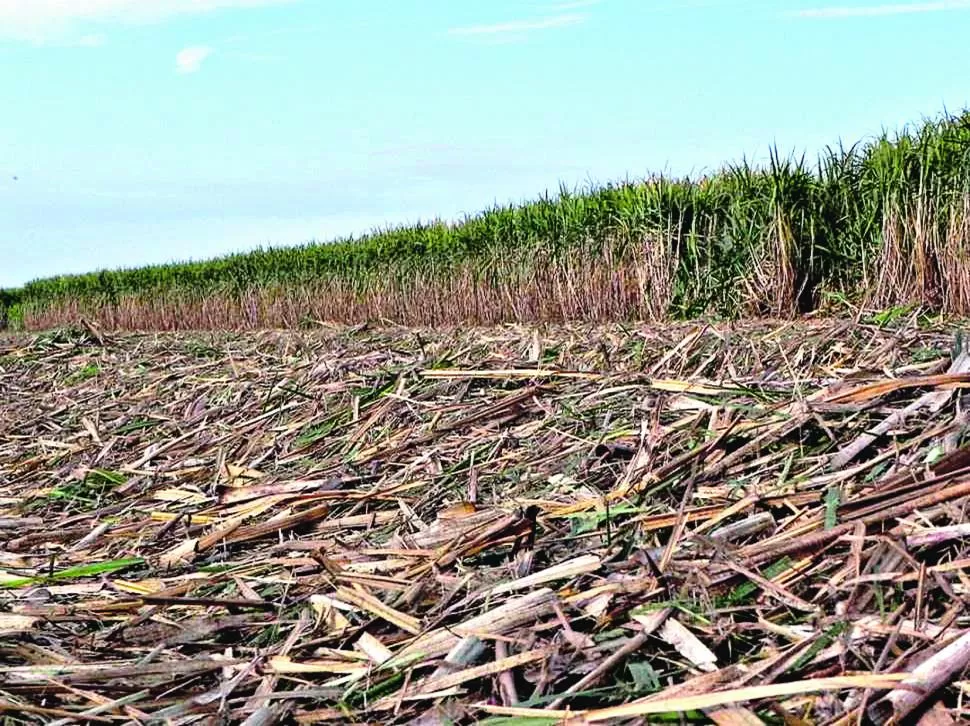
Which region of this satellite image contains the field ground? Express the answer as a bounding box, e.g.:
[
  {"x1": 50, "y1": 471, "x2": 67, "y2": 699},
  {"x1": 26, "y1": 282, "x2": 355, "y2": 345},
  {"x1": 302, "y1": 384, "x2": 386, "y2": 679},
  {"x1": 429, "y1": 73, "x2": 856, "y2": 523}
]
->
[{"x1": 3, "y1": 320, "x2": 970, "y2": 723}]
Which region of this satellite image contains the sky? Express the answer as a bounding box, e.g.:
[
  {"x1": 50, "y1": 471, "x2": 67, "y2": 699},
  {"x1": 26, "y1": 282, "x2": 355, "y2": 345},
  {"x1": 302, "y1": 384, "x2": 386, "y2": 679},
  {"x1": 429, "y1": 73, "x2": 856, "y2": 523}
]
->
[{"x1": 1, "y1": 0, "x2": 969, "y2": 288}]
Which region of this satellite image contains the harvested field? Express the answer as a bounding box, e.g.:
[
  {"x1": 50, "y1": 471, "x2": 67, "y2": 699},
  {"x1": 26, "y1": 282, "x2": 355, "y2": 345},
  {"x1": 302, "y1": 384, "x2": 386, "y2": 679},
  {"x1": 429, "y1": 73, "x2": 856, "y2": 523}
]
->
[{"x1": 3, "y1": 319, "x2": 970, "y2": 723}]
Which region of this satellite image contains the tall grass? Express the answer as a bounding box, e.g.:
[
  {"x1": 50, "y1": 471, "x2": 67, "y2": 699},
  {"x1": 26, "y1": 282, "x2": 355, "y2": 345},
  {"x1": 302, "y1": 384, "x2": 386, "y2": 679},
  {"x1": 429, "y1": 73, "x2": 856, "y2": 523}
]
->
[
  {"x1": 4, "y1": 109, "x2": 970, "y2": 330},
  {"x1": 0, "y1": 288, "x2": 21, "y2": 329}
]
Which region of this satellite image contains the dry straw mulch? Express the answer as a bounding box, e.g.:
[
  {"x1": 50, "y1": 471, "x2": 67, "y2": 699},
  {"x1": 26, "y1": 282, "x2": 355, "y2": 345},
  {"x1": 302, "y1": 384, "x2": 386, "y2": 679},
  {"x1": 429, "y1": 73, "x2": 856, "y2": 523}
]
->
[{"x1": 3, "y1": 319, "x2": 970, "y2": 724}]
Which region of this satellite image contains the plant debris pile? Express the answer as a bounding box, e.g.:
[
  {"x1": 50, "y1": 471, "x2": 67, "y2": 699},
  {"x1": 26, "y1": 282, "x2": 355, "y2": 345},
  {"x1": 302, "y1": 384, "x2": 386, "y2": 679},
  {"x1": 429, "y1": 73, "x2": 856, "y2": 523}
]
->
[{"x1": 2, "y1": 320, "x2": 970, "y2": 724}]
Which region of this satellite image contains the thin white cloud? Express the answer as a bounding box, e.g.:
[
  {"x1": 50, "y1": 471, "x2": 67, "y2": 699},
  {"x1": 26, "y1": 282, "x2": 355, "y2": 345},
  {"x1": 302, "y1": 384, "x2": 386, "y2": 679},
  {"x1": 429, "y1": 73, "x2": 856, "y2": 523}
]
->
[
  {"x1": 795, "y1": 1, "x2": 970, "y2": 18},
  {"x1": 176, "y1": 46, "x2": 213, "y2": 74},
  {"x1": 449, "y1": 13, "x2": 587, "y2": 37},
  {"x1": 0, "y1": 0, "x2": 296, "y2": 43}
]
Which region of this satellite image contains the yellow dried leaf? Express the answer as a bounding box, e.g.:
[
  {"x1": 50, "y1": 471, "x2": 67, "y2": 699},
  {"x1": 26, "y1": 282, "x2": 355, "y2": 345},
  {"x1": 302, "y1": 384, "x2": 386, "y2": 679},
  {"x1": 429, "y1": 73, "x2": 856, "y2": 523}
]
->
[
  {"x1": 113, "y1": 579, "x2": 166, "y2": 595},
  {"x1": 658, "y1": 618, "x2": 718, "y2": 672},
  {"x1": 0, "y1": 613, "x2": 38, "y2": 636},
  {"x1": 153, "y1": 488, "x2": 208, "y2": 504},
  {"x1": 310, "y1": 594, "x2": 352, "y2": 632},
  {"x1": 150, "y1": 512, "x2": 216, "y2": 525},
  {"x1": 223, "y1": 463, "x2": 264, "y2": 486},
  {"x1": 355, "y1": 632, "x2": 393, "y2": 665},
  {"x1": 267, "y1": 655, "x2": 367, "y2": 674},
  {"x1": 159, "y1": 538, "x2": 199, "y2": 568}
]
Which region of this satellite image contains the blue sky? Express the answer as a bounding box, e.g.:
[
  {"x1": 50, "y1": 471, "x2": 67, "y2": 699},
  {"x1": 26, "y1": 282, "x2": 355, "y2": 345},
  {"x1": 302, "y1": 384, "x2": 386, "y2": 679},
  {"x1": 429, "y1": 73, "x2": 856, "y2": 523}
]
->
[{"x1": 1, "y1": 0, "x2": 968, "y2": 288}]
